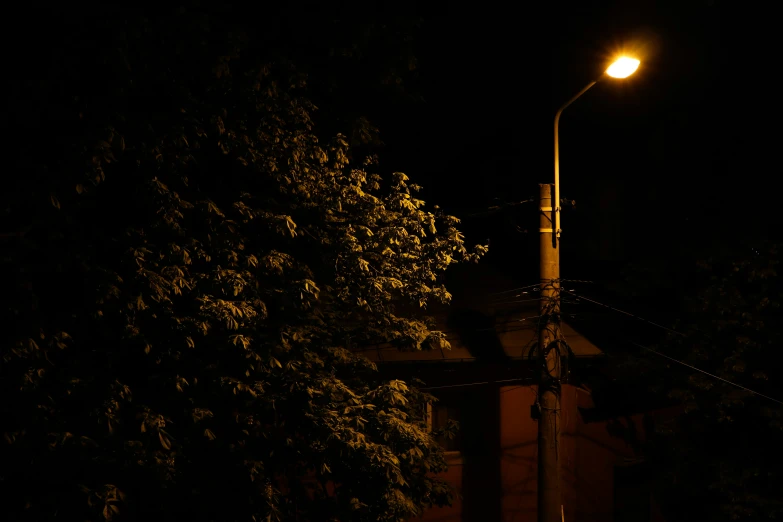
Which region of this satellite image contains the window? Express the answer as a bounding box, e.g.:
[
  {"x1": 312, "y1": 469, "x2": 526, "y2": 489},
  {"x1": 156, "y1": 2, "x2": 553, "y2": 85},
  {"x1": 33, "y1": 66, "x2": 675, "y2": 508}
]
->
[
  {"x1": 426, "y1": 393, "x2": 462, "y2": 452},
  {"x1": 614, "y1": 460, "x2": 651, "y2": 522}
]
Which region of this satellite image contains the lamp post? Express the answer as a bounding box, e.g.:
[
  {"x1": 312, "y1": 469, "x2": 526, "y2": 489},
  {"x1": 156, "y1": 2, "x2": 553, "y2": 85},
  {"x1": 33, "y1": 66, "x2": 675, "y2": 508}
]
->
[
  {"x1": 537, "y1": 56, "x2": 640, "y2": 522},
  {"x1": 553, "y1": 56, "x2": 640, "y2": 238}
]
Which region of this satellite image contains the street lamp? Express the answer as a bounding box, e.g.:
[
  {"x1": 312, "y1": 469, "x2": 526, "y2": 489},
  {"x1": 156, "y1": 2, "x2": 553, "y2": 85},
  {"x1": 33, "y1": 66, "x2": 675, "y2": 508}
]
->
[
  {"x1": 538, "y1": 55, "x2": 640, "y2": 522},
  {"x1": 553, "y1": 56, "x2": 640, "y2": 238}
]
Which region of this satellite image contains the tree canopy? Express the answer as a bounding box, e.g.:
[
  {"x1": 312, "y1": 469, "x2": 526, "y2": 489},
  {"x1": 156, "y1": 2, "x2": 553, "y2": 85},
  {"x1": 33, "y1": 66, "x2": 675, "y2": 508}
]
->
[
  {"x1": 562, "y1": 240, "x2": 783, "y2": 521},
  {"x1": 643, "y1": 242, "x2": 783, "y2": 521},
  {"x1": 2, "y1": 6, "x2": 485, "y2": 521}
]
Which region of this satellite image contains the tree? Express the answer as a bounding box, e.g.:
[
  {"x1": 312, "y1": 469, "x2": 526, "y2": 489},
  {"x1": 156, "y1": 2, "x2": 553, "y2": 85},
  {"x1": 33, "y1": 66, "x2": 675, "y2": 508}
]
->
[
  {"x1": 562, "y1": 239, "x2": 783, "y2": 521},
  {"x1": 2, "y1": 7, "x2": 486, "y2": 521},
  {"x1": 645, "y1": 241, "x2": 783, "y2": 521}
]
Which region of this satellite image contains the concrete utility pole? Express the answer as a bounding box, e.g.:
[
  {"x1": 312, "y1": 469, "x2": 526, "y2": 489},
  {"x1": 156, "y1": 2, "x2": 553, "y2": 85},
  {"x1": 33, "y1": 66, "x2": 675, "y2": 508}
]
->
[{"x1": 537, "y1": 183, "x2": 562, "y2": 522}]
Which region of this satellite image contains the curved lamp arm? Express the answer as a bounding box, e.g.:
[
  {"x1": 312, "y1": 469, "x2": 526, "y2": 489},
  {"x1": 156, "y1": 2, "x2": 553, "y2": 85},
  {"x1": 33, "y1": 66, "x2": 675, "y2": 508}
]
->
[{"x1": 553, "y1": 74, "x2": 606, "y2": 239}]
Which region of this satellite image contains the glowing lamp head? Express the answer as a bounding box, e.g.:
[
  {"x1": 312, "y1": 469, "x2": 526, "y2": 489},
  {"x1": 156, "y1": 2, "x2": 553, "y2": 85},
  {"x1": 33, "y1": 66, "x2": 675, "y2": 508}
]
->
[{"x1": 606, "y1": 57, "x2": 640, "y2": 79}]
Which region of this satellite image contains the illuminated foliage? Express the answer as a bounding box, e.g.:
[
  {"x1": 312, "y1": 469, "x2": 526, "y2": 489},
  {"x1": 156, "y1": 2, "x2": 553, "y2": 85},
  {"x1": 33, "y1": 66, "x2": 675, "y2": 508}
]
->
[{"x1": 1, "y1": 8, "x2": 484, "y2": 521}]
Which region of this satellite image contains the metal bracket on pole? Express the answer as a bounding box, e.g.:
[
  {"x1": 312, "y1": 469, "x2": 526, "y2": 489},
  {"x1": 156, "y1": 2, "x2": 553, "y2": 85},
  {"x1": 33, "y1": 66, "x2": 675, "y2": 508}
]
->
[{"x1": 540, "y1": 206, "x2": 559, "y2": 235}]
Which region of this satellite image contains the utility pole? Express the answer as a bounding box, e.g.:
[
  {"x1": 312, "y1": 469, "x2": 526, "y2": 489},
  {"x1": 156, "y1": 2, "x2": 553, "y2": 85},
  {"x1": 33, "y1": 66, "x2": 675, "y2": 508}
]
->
[{"x1": 537, "y1": 183, "x2": 562, "y2": 522}]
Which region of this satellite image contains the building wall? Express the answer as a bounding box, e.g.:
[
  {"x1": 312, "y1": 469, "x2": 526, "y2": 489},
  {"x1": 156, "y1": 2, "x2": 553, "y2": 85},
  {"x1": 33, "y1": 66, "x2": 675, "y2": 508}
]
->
[
  {"x1": 420, "y1": 384, "x2": 667, "y2": 522},
  {"x1": 360, "y1": 263, "x2": 670, "y2": 521}
]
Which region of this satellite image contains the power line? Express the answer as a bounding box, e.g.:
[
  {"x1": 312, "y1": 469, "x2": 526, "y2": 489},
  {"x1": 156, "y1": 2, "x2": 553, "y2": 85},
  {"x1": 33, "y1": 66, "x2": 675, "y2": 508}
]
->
[
  {"x1": 629, "y1": 341, "x2": 783, "y2": 406},
  {"x1": 399, "y1": 336, "x2": 783, "y2": 404},
  {"x1": 359, "y1": 327, "x2": 536, "y2": 356},
  {"x1": 489, "y1": 283, "x2": 541, "y2": 296},
  {"x1": 555, "y1": 295, "x2": 782, "y2": 405},
  {"x1": 491, "y1": 298, "x2": 542, "y2": 305},
  {"x1": 420, "y1": 378, "x2": 529, "y2": 391},
  {"x1": 487, "y1": 278, "x2": 594, "y2": 298},
  {"x1": 563, "y1": 290, "x2": 684, "y2": 337},
  {"x1": 353, "y1": 316, "x2": 542, "y2": 353},
  {"x1": 500, "y1": 385, "x2": 530, "y2": 394},
  {"x1": 462, "y1": 198, "x2": 536, "y2": 218}
]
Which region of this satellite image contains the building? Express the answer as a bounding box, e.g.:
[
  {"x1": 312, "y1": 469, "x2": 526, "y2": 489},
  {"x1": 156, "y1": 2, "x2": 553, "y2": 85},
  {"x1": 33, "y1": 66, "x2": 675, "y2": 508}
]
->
[{"x1": 361, "y1": 263, "x2": 672, "y2": 522}]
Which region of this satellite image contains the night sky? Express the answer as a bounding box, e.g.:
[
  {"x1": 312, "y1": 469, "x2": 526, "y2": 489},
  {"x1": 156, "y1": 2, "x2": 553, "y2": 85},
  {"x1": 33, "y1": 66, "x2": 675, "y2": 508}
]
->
[
  {"x1": 364, "y1": 1, "x2": 771, "y2": 294},
  {"x1": 12, "y1": 2, "x2": 772, "y2": 280},
  {"x1": 9, "y1": 1, "x2": 772, "y2": 314}
]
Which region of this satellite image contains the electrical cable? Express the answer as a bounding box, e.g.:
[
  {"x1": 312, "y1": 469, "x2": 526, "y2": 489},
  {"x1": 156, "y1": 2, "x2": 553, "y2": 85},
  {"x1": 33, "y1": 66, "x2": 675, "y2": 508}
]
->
[
  {"x1": 352, "y1": 316, "x2": 542, "y2": 353},
  {"x1": 490, "y1": 298, "x2": 542, "y2": 305},
  {"x1": 420, "y1": 377, "x2": 529, "y2": 391},
  {"x1": 488, "y1": 283, "x2": 542, "y2": 296},
  {"x1": 562, "y1": 290, "x2": 684, "y2": 337},
  {"x1": 629, "y1": 341, "x2": 783, "y2": 406},
  {"x1": 556, "y1": 302, "x2": 783, "y2": 405},
  {"x1": 487, "y1": 278, "x2": 592, "y2": 296},
  {"x1": 500, "y1": 385, "x2": 528, "y2": 394},
  {"x1": 461, "y1": 198, "x2": 536, "y2": 218}
]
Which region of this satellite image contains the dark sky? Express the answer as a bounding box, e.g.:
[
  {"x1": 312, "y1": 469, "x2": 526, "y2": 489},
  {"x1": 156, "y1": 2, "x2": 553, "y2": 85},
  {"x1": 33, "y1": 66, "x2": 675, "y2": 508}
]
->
[
  {"x1": 11, "y1": 2, "x2": 773, "y2": 287},
  {"x1": 367, "y1": 1, "x2": 767, "y2": 285}
]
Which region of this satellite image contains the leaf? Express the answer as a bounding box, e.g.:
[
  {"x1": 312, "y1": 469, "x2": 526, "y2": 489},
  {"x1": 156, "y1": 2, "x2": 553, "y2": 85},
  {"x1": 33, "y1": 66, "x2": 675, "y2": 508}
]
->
[
  {"x1": 204, "y1": 429, "x2": 216, "y2": 440},
  {"x1": 80, "y1": 436, "x2": 98, "y2": 447},
  {"x1": 50, "y1": 193, "x2": 60, "y2": 209},
  {"x1": 285, "y1": 216, "x2": 297, "y2": 237},
  {"x1": 159, "y1": 432, "x2": 171, "y2": 450}
]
